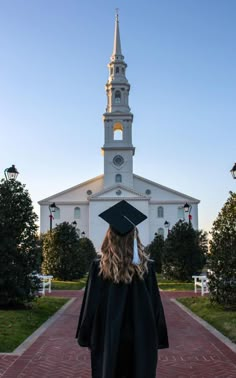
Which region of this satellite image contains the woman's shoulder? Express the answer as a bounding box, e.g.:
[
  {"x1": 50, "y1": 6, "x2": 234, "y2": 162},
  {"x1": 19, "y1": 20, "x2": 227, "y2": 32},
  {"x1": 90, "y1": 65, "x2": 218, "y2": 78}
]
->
[
  {"x1": 90, "y1": 258, "x2": 100, "y2": 268},
  {"x1": 147, "y1": 258, "x2": 155, "y2": 268}
]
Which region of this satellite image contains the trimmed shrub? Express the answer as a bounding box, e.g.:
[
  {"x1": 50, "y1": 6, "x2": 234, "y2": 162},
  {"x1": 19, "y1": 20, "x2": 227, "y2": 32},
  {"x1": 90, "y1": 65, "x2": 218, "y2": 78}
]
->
[
  {"x1": 42, "y1": 222, "x2": 96, "y2": 280},
  {"x1": 162, "y1": 220, "x2": 207, "y2": 281},
  {"x1": 208, "y1": 191, "x2": 236, "y2": 308},
  {"x1": 0, "y1": 179, "x2": 39, "y2": 306},
  {"x1": 145, "y1": 234, "x2": 164, "y2": 273},
  {"x1": 76, "y1": 237, "x2": 97, "y2": 278}
]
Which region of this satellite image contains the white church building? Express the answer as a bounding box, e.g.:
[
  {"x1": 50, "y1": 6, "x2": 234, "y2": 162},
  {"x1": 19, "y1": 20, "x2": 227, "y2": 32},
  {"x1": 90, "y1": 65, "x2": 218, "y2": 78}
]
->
[{"x1": 39, "y1": 14, "x2": 200, "y2": 251}]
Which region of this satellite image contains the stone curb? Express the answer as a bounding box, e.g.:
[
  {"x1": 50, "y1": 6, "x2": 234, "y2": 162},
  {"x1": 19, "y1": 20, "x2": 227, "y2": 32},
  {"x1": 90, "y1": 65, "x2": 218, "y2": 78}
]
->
[
  {"x1": 171, "y1": 298, "x2": 236, "y2": 354},
  {"x1": 0, "y1": 297, "x2": 76, "y2": 356}
]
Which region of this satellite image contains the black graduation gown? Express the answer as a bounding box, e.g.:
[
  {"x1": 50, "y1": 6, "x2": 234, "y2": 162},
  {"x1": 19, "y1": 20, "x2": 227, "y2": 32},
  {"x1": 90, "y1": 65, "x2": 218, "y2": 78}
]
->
[{"x1": 75, "y1": 259, "x2": 168, "y2": 378}]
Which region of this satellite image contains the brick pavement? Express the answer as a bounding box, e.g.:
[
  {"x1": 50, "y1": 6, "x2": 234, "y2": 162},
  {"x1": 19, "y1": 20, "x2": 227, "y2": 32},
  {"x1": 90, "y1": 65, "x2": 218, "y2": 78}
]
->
[{"x1": 0, "y1": 290, "x2": 235, "y2": 378}]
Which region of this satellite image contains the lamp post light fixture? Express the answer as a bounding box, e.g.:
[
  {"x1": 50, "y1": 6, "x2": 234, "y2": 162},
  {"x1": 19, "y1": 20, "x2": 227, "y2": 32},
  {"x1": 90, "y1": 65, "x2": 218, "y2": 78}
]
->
[
  {"x1": 81, "y1": 231, "x2": 85, "y2": 238},
  {"x1": 184, "y1": 202, "x2": 192, "y2": 224},
  {"x1": 72, "y1": 221, "x2": 81, "y2": 237},
  {"x1": 49, "y1": 202, "x2": 57, "y2": 232},
  {"x1": 4, "y1": 165, "x2": 19, "y2": 180},
  {"x1": 230, "y1": 163, "x2": 236, "y2": 179},
  {"x1": 164, "y1": 220, "x2": 170, "y2": 235}
]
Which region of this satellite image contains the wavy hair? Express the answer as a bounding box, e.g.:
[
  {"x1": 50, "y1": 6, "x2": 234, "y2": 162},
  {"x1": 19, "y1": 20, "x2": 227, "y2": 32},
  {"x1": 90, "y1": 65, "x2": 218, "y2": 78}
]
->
[{"x1": 99, "y1": 227, "x2": 149, "y2": 284}]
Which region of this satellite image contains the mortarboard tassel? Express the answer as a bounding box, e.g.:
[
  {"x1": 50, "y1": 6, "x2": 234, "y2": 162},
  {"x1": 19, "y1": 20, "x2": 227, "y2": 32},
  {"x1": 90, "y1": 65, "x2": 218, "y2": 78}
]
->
[
  {"x1": 132, "y1": 227, "x2": 140, "y2": 265},
  {"x1": 122, "y1": 215, "x2": 141, "y2": 265}
]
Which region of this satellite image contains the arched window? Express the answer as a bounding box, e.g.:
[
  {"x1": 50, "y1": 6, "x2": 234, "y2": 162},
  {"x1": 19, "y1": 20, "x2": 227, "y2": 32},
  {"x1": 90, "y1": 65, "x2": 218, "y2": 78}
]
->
[
  {"x1": 115, "y1": 174, "x2": 122, "y2": 183},
  {"x1": 115, "y1": 90, "x2": 121, "y2": 104},
  {"x1": 177, "y1": 207, "x2": 184, "y2": 220},
  {"x1": 158, "y1": 228, "x2": 164, "y2": 237},
  {"x1": 157, "y1": 206, "x2": 164, "y2": 218},
  {"x1": 116, "y1": 66, "x2": 119, "y2": 74},
  {"x1": 113, "y1": 122, "x2": 123, "y2": 140},
  {"x1": 54, "y1": 207, "x2": 60, "y2": 219},
  {"x1": 74, "y1": 207, "x2": 80, "y2": 219},
  {"x1": 122, "y1": 67, "x2": 125, "y2": 74},
  {"x1": 110, "y1": 67, "x2": 113, "y2": 75}
]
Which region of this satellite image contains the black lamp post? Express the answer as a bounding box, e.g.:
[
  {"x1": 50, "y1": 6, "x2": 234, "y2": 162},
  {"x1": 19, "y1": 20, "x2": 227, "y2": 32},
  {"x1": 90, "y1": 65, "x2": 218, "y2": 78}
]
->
[
  {"x1": 184, "y1": 202, "x2": 192, "y2": 224},
  {"x1": 164, "y1": 220, "x2": 170, "y2": 234},
  {"x1": 49, "y1": 202, "x2": 57, "y2": 232},
  {"x1": 72, "y1": 221, "x2": 81, "y2": 237},
  {"x1": 4, "y1": 165, "x2": 19, "y2": 180},
  {"x1": 230, "y1": 163, "x2": 236, "y2": 179}
]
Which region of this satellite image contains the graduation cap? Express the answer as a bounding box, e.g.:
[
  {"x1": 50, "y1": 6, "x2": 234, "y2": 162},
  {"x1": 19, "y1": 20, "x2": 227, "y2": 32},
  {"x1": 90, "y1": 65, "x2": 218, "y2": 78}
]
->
[{"x1": 99, "y1": 200, "x2": 147, "y2": 264}]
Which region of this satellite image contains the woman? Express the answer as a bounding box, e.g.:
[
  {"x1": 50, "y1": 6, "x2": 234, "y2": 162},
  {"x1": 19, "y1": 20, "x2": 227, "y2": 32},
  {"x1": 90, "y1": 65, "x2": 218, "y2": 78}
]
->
[{"x1": 76, "y1": 200, "x2": 169, "y2": 378}]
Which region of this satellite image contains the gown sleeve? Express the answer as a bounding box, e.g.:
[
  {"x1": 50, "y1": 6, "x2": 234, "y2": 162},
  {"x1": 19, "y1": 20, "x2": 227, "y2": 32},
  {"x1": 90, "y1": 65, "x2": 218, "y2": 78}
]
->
[
  {"x1": 147, "y1": 261, "x2": 169, "y2": 349},
  {"x1": 75, "y1": 259, "x2": 101, "y2": 347}
]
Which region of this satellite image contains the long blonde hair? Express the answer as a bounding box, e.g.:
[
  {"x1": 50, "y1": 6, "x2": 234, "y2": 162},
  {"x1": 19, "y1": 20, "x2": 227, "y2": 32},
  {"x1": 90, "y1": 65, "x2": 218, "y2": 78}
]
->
[{"x1": 99, "y1": 227, "x2": 149, "y2": 284}]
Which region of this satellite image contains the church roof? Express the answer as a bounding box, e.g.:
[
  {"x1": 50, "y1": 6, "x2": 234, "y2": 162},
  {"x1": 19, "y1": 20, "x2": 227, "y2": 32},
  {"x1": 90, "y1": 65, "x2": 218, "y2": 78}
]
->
[
  {"x1": 133, "y1": 174, "x2": 200, "y2": 203},
  {"x1": 38, "y1": 172, "x2": 199, "y2": 205},
  {"x1": 38, "y1": 174, "x2": 104, "y2": 204}
]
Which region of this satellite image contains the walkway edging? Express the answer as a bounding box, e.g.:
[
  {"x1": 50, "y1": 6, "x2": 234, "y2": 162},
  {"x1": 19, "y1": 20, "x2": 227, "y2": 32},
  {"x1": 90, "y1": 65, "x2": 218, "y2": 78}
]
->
[
  {"x1": 0, "y1": 297, "x2": 76, "y2": 357},
  {"x1": 171, "y1": 298, "x2": 236, "y2": 353}
]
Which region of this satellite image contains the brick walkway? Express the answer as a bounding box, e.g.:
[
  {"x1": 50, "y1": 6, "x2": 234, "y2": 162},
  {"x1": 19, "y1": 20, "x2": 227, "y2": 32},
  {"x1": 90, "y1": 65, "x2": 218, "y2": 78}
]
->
[{"x1": 0, "y1": 290, "x2": 235, "y2": 378}]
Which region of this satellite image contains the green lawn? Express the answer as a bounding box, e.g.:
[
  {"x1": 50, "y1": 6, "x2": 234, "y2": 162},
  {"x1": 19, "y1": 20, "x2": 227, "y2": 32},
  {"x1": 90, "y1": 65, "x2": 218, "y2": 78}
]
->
[
  {"x1": 158, "y1": 282, "x2": 194, "y2": 291},
  {"x1": 0, "y1": 297, "x2": 68, "y2": 353},
  {"x1": 157, "y1": 274, "x2": 194, "y2": 291},
  {"x1": 178, "y1": 297, "x2": 236, "y2": 343},
  {"x1": 51, "y1": 274, "x2": 194, "y2": 291},
  {"x1": 52, "y1": 277, "x2": 87, "y2": 290}
]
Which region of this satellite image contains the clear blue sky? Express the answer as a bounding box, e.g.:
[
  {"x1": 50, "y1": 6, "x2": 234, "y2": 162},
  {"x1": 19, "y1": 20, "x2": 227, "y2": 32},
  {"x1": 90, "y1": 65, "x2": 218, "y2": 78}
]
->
[{"x1": 0, "y1": 0, "x2": 235, "y2": 234}]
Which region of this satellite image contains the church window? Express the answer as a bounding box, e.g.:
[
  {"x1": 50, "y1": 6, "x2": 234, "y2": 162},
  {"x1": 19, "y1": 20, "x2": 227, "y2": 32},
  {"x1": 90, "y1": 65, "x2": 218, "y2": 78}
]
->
[
  {"x1": 116, "y1": 66, "x2": 119, "y2": 74},
  {"x1": 110, "y1": 67, "x2": 113, "y2": 75},
  {"x1": 122, "y1": 67, "x2": 125, "y2": 74},
  {"x1": 115, "y1": 174, "x2": 122, "y2": 183},
  {"x1": 115, "y1": 90, "x2": 121, "y2": 104},
  {"x1": 113, "y1": 122, "x2": 123, "y2": 140},
  {"x1": 54, "y1": 207, "x2": 60, "y2": 219},
  {"x1": 116, "y1": 189, "x2": 122, "y2": 195},
  {"x1": 177, "y1": 207, "x2": 184, "y2": 220},
  {"x1": 145, "y1": 189, "x2": 151, "y2": 195},
  {"x1": 158, "y1": 228, "x2": 164, "y2": 237},
  {"x1": 87, "y1": 190, "x2": 92, "y2": 195},
  {"x1": 157, "y1": 206, "x2": 164, "y2": 218},
  {"x1": 74, "y1": 207, "x2": 80, "y2": 219}
]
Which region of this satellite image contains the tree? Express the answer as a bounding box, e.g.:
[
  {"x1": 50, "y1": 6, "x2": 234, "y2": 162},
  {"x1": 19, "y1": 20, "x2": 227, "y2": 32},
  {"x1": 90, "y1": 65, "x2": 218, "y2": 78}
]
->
[
  {"x1": 42, "y1": 222, "x2": 97, "y2": 280},
  {"x1": 76, "y1": 237, "x2": 97, "y2": 278},
  {"x1": 145, "y1": 234, "x2": 164, "y2": 273},
  {"x1": 208, "y1": 191, "x2": 236, "y2": 308},
  {"x1": 0, "y1": 179, "x2": 39, "y2": 306},
  {"x1": 162, "y1": 220, "x2": 207, "y2": 281}
]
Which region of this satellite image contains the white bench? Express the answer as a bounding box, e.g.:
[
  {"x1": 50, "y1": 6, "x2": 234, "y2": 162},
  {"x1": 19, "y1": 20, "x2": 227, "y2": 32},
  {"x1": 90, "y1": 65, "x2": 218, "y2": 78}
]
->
[
  {"x1": 192, "y1": 275, "x2": 209, "y2": 296},
  {"x1": 36, "y1": 274, "x2": 53, "y2": 295}
]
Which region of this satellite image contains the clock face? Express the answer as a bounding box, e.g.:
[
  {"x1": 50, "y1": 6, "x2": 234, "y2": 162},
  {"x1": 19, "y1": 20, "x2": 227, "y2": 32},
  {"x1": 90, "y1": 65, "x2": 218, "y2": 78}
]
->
[{"x1": 113, "y1": 155, "x2": 124, "y2": 167}]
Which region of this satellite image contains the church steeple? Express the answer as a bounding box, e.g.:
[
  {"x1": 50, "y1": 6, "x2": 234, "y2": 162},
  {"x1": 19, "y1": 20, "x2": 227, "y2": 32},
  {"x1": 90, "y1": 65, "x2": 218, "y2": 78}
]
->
[
  {"x1": 105, "y1": 12, "x2": 130, "y2": 114},
  {"x1": 102, "y1": 13, "x2": 135, "y2": 189},
  {"x1": 112, "y1": 13, "x2": 123, "y2": 59}
]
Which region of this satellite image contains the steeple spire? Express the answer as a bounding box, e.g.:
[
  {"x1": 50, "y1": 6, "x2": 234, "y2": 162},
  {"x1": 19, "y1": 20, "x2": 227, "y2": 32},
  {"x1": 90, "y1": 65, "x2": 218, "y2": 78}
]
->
[
  {"x1": 112, "y1": 10, "x2": 123, "y2": 59},
  {"x1": 102, "y1": 13, "x2": 134, "y2": 189}
]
